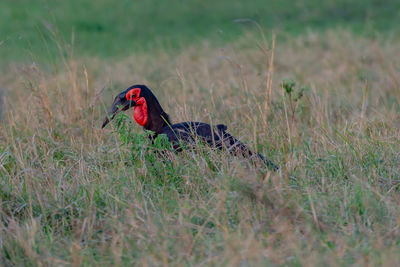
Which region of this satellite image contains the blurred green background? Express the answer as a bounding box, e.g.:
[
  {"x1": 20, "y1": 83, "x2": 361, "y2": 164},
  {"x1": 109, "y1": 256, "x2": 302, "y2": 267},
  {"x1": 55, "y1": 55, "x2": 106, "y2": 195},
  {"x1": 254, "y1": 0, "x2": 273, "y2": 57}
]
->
[{"x1": 1, "y1": 0, "x2": 399, "y2": 63}]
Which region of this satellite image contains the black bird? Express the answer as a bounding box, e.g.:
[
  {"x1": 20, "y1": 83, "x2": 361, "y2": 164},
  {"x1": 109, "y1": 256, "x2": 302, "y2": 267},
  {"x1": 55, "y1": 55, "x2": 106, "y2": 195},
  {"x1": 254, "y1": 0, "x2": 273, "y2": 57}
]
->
[{"x1": 102, "y1": 84, "x2": 278, "y2": 170}]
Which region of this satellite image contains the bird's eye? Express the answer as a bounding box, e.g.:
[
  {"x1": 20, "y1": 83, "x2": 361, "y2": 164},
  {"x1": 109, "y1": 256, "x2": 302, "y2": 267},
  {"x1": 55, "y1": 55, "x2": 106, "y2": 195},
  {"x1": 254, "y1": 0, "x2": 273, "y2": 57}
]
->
[{"x1": 126, "y1": 88, "x2": 141, "y2": 100}]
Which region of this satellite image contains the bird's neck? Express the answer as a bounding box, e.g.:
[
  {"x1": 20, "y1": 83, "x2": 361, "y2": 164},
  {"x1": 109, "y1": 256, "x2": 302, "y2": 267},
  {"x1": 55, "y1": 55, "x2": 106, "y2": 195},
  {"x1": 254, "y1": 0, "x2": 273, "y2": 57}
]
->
[{"x1": 137, "y1": 98, "x2": 170, "y2": 133}]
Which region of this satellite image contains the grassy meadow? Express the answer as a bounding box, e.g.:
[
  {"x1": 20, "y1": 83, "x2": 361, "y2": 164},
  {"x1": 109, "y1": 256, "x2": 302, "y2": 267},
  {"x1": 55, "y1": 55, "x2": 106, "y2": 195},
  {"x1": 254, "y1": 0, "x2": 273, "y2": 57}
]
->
[{"x1": 1, "y1": 0, "x2": 400, "y2": 266}]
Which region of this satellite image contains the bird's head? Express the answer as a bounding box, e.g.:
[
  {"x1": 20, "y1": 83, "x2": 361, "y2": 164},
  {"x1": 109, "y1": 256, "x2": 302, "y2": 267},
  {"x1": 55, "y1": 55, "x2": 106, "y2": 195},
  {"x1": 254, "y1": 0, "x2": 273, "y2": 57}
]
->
[{"x1": 102, "y1": 84, "x2": 169, "y2": 130}]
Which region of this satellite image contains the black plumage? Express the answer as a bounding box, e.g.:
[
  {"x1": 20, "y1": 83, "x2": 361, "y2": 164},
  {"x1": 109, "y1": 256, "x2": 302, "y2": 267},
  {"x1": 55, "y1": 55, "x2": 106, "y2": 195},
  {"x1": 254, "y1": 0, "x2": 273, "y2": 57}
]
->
[{"x1": 102, "y1": 84, "x2": 278, "y2": 170}]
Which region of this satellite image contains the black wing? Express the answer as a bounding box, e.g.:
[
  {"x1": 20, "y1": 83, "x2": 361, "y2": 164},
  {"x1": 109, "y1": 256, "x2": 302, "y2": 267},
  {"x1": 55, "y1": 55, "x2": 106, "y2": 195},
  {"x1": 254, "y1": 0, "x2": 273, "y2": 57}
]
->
[{"x1": 158, "y1": 122, "x2": 278, "y2": 170}]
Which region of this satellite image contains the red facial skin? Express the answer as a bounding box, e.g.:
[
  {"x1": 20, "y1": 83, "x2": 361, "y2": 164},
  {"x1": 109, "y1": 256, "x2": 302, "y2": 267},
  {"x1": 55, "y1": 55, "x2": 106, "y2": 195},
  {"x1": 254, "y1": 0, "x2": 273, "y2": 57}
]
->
[{"x1": 126, "y1": 88, "x2": 148, "y2": 126}]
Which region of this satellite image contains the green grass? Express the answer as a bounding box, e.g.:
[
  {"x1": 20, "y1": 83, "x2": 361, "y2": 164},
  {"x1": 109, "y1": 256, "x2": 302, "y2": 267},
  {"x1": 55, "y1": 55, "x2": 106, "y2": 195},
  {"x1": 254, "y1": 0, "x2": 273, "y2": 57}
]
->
[
  {"x1": 1, "y1": 30, "x2": 400, "y2": 264},
  {"x1": 2, "y1": 1, "x2": 400, "y2": 265},
  {"x1": 1, "y1": 0, "x2": 400, "y2": 63}
]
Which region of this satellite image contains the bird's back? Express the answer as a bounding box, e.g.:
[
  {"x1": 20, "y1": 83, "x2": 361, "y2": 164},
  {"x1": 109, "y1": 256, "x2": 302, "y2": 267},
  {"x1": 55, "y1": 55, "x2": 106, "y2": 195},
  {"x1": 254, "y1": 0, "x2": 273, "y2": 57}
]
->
[
  {"x1": 158, "y1": 121, "x2": 278, "y2": 170},
  {"x1": 157, "y1": 122, "x2": 226, "y2": 149}
]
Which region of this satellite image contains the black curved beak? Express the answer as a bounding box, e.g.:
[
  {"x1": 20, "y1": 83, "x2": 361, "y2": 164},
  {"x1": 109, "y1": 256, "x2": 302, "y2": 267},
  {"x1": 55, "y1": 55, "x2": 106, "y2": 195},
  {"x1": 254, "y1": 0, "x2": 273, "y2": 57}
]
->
[{"x1": 101, "y1": 96, "x2": 136, "y2": 128}]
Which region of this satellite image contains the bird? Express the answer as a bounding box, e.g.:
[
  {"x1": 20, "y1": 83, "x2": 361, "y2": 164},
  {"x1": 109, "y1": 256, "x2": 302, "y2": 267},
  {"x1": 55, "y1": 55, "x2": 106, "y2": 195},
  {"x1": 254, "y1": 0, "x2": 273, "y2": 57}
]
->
[{"x1": 102, "y1": 84, "x2": 278, "y2": 170}]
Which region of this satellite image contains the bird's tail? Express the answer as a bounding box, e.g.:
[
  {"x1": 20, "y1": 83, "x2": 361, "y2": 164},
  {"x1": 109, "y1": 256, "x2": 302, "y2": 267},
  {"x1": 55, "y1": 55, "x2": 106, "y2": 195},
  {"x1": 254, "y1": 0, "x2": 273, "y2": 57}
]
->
[
  {"x1": 255, "y1": 152, "x2": 279, "y2": 171},
  {"x1": 214, "y1": 127, "x2": 278, "y2": 171}
]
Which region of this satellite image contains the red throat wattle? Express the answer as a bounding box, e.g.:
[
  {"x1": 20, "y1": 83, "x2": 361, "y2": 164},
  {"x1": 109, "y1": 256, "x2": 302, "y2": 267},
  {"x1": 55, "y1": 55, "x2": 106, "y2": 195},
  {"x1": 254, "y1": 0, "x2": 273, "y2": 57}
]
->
[
  {"x1": 133, "y1": 97, "x2": 148, "y2": 126},
  {"x1": 126, "y1": 88, "x2": 148, "y2": 126}
]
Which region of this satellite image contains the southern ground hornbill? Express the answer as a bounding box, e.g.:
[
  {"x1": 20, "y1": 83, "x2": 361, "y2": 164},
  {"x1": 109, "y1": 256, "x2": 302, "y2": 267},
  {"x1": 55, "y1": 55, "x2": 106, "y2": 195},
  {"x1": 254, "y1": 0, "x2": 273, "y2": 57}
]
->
[{"x1": 102, "y1": 84, "x2": 278, "y2": 170}]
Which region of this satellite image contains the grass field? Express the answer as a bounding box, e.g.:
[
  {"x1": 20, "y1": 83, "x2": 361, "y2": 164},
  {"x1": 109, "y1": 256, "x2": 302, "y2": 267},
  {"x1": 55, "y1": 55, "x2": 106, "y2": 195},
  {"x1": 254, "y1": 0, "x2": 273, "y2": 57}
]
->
[
  {"x1": 1, "y1": 0, "x2": 400, "y2": 63},
  {"x1": 2, "y1": 1, "x2": 400, "y2": 266}
]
